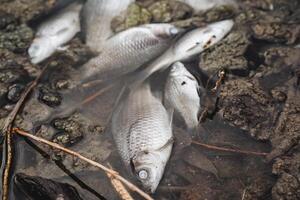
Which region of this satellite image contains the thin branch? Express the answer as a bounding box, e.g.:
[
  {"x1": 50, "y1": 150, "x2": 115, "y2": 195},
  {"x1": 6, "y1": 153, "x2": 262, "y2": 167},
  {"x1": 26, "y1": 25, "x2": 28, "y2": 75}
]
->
[
  {"x1": 1, "y1": 67, "x2": 47, "y2": 200},
  {"x1": 211, "y1": 69, "x2": 225, "y2": 93},
  {"x1": 81, "y1": 84, "x2": 114, "y2": 106},
  {"x1": 192, "y1": 141, "x2": 269, "y2": 156},
  {"x1": 13, "y1": 128, "x2": 154, "y2": 200}
]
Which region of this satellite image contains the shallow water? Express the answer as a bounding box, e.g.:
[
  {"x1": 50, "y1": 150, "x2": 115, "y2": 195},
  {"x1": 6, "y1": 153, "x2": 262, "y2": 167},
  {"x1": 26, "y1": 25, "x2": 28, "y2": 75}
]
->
[{"x1": 6, "y1": 80, "x2": 272, "y2": 200}]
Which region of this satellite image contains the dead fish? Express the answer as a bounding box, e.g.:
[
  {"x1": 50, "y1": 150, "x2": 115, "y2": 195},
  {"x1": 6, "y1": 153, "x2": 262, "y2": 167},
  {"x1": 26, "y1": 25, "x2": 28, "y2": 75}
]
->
[
  {"x1": 14, "y1": 173, "x2": 83, "y2": 200},
  {"x1": 82, "y1": 0, "x2": 134, "y2": 52},
  {"x1": 128, "y1": 19, "x2": 234, "y2": 88},
  {"x1": 164, "y1": 62, "x2": 201, "y2": 130},
  {"x1": 179, "y1": 0, "x2": 237, "y2": 12},
  {"x1": 28, "y1": 2, "x2": 82, "y2": 64},
  {"x1": 111, "y1": 82, "x2": 173, "y2": 193},
  {"x1": 80, "y1": 23, "x2": 181, "y2": 82}
]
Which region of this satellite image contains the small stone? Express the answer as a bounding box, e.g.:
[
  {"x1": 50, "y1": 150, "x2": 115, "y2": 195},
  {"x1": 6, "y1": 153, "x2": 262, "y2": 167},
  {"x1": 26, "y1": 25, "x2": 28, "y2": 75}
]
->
[
  {"x1": 52, "y1": 117, "x2": 84, "y2": 147},
  {"x1": 0, "y1": 82, "x2": 8, "y2": 102},
  {"x1": 38, "y1": 86, "x2": 62, "y2": 107},
  {"x1": 54, "y1": 79, "x2": 69, "y2": 90},
  {"x1": 7, "y1": 83, "x2": 24, "y2": 102},
  {"x1": 0, "y1": 68, "x2": 28, "y2": 84},
  {"x1": 271, "y1": 88, "x2": 287, "y2": 102}
]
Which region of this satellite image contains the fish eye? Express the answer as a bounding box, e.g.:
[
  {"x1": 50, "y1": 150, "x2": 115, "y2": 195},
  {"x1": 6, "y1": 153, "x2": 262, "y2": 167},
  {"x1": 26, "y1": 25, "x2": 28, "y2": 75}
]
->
[
  {"x1": 169, "y1": 27, "x2": 179, "y2": 36},
  {"x1": 138, "y1": 169, "x2": 148, "y2": 180}
]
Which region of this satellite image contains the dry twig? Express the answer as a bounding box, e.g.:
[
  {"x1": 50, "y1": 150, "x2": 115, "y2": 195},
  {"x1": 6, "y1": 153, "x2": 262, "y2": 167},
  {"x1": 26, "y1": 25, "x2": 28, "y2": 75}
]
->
[
  {"x1": 107, "y1": 164, "x2": 134, "y2": 200},
  {"x1": 211, "y1": 69, "x2": 225, "y2": 93},
  {"x1": 192, "y1": 141, "x2": 269, "y2": 156},
  {"x1": 13, "y1": 128, "x2": 154, "y2": 200},
  {"x1": 1, "y1": 67, "x2": 47, "y2": 200}
]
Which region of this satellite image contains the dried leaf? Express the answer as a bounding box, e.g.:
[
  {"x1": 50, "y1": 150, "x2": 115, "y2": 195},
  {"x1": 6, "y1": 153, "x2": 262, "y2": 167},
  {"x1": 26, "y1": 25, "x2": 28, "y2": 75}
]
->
[{"x1": 183, "y1": 147, "x2": 219, "y2": 178}]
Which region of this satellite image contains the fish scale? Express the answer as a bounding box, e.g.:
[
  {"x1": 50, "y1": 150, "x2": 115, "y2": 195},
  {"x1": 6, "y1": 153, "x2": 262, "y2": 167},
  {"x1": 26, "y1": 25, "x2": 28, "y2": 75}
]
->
[
  {"x1": 113, "y1": 89, "x2": 172, "y2": 163},
  {"x1": 112, "y1": 83, "x2": 173, "y2": 192},
  {"x1": 80, "y1": 28, "x2": 171, "y2": 81}
]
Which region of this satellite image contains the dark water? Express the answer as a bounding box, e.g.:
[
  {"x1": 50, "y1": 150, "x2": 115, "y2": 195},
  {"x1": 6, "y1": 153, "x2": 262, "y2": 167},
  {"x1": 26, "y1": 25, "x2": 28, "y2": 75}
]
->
[{"x1": 2, "y1": 78, "x2": 272, "y2": 200}]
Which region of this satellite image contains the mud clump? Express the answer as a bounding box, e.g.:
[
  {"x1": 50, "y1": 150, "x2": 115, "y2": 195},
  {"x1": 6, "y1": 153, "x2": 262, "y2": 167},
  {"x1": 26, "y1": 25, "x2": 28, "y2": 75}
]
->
[
  {"x1": 52, "y1": 116, "x2": 84, "y2": 147},
  {"x1": 200, "y1": 30, "x2": 250, "y2": 75},
  {"x1": 0, "y1": 0, "x2": 60, "y2": 23},
  {"x1": 252, "y1": 23, "x2": 300, "y2": 45},
  {"x1": 7, "y1": 83, "x2": 24, "y2": 103},
  {"x1": 219, "y1": 79, "x2": 276, "y2": 140},
  {"x1": 243, "y1": 176, "x2": 275, "y2": 200},
  {"x1": 111, "y1": 0, "x2": 193, "y2": 32},
  {"x1": 38, "y1": 85, "x2": 62, "y2": 107}
]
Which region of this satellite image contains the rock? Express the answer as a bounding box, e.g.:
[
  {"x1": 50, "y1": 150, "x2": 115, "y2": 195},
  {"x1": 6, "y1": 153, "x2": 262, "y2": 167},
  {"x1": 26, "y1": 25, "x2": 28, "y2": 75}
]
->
[
  {"x1": 0, "y1": 23, "x2": 33, "y2": 53},
  {"x1": 200, "y1": 5, "x2": 236, "y2": 22},
  {"x1": 267, "y1": 80, "x2": 300, "y2": 161},
  {"x1": 219, "y1": 79, "x2": 276, "y2": 140},
  {"x1": 148, "y1": 0, "x2": 192, "y2": 22},
  {"x1": 0, "y1": 67, "x2": 28, "y2": 84},
  {"x1": 111, "y1": 3, "x2": 152, "y2": 32},
  {"x1": 14, "y1": 173, "x2": 83, "y2": 200},
  {"x1": 252, "y1": 23, "x2": 300, "y2": 45},
  {"x1": 38, "y1": 85, "x2": 62, "y2": 107},
  {"x1": 7, "y1": 83, "x2": 24, "y2": 102},
  {"x1": 200, "y1": 31, "x2": 250, "y2": 75},
  {"x1": 52, "y1": 116, "x2": 83, "y2": 147},
  {"x1": 243, "y1": 176, "x2": 275, "y2": 200},
  {"x1": 0, "y1": 0, "x2": 67, "y2": 23},
  {"x1": 0, "y1": 12, "x2": 16, "y2": 30},
  {"x1": 272, "y1": 173, "x2": 300, "y2": 200},
  {"x1": 0, "y1": 82, "x2": 8, "y2": 104},
  {"x1": 111, "y1": 0, "x2": 193, "y2": 32},
  {"x1": 270, "y1": 88, "x2": 287, "y2": 103}
]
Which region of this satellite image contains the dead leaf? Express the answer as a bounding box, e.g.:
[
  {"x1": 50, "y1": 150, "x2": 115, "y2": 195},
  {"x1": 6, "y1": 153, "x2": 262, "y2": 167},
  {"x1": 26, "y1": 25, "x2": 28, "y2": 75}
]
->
[{"x1": 183, "y1": 147, "x2": 219, "y2": 178}]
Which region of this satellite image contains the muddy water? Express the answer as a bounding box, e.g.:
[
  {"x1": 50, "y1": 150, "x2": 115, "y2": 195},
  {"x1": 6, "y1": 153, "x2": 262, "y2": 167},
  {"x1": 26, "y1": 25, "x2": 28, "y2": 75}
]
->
[{"x1": 7, "y1": 75, "x2": 271, "y2": 200}]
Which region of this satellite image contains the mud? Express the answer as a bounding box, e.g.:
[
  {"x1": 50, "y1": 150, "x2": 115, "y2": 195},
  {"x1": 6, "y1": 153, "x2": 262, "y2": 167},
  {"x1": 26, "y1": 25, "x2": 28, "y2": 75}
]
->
[{"x1": 0, "y1": 0, "x2": 300, "y2": 200}]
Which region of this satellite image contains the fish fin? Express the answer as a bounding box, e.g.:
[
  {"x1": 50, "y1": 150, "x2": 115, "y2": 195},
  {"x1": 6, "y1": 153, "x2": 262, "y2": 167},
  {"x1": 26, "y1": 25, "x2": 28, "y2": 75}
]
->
[
  {"x1": 56, "y1": 45, "x2": 69, "y2": 51},
  {"x1": 167, "y1": 108, "x2": 174, "y2": 127},
  {"x1": 156, "y1": 136, "x2": 174, "y2": 152},
  {"x1": 55, "y1": 27, "x2": 70, "y2": 36}
]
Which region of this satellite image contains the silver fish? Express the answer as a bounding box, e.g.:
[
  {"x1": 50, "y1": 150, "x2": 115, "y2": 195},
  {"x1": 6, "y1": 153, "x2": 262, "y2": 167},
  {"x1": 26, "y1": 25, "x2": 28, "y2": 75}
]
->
[
  {"x1": 111, "y1": 82, "x2": 173, "y2": 193},
  {"x1": 128, "y1": 19, "x2": 234, "y2": 89},
  {"x1": 80, "y1": 23, "x2": 181, "y2": 82},
  {"x1": 82, "y1": 0, "x2": 134, "y2": 52},
  {"x1": 28, "y1": 2, "x2": 82, "y2": 64},
  {"x1": 164, "y1": 62, "x2": 200, "y2": 130}
]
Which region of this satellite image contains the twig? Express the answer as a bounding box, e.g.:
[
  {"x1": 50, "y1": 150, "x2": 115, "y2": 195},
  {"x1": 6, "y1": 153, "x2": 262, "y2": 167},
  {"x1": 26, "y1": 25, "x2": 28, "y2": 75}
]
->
[
  {"x1": 107, "y1": 163, "x2": 134, "y2": 200},
  {"x1": 211, "y1": 69, "x2": 225, "y2": 93},
  {"x1": 13, "y1": 128, "x2": 154, "y2": 200},
  {"x1": 192, "y1": 141, "x2": 269, "y2": 156},
  {"x1": 81, "y1": 84, "x2": 114, "y2": 106},
  {"x1": 1, "y1": 67, "x2": 47, "y2": 200}
]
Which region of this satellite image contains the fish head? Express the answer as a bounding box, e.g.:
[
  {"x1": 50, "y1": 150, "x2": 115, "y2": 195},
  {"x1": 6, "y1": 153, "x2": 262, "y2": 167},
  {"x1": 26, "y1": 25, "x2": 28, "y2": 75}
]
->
[
  {"x1": 169, "y1": 62, "x2": 191, "y2": 77},
  {"x1": 131, "y1": 151, "x2": 166, "y2": 193},
  {"x1": 142, "y1": 23, "x2": 183, "y2": 39},
  {"x1": 173, "y1": 19, "x2": 234, "y2": 59},
  {"x1": 169, "y1": 62, "x2": 199, "y2": 86},
  {"x1": 28, "y1": 37, "x2": 55, "y2": 64}
]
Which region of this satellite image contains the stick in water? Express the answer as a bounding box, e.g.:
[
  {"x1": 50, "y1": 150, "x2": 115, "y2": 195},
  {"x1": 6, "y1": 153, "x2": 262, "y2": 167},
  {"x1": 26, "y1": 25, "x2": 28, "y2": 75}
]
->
[{"x1": 13, "y1": 128, "x2": 154, "y2": 200}]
